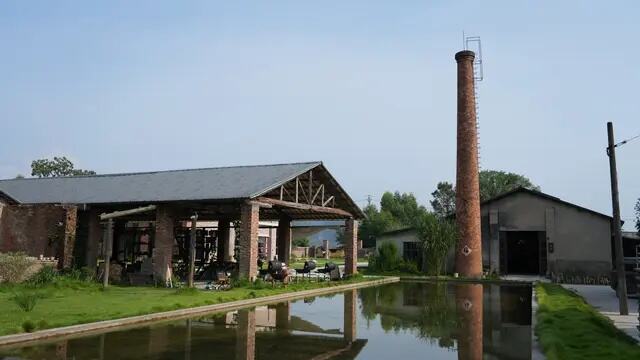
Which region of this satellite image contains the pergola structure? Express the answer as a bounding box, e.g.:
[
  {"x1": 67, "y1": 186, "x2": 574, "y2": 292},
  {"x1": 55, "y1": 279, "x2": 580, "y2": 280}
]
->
[{"x1": 0, "y1": 162, "x2": 364, "y2": 282}]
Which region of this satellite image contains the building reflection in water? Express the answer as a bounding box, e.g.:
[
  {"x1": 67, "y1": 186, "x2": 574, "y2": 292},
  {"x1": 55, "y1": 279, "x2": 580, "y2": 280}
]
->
[
  {"x1": 0, "y1": 283, "x2": 532, "y2": 359},
  {"x1": 358, "y1": 281, "x2": 532, "y2": 360}
]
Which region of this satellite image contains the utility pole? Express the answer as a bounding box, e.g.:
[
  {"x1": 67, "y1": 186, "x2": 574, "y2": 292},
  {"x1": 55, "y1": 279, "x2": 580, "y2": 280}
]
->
[{"x1": 607, "y1": 121, "x2": 628, "y2": 315}]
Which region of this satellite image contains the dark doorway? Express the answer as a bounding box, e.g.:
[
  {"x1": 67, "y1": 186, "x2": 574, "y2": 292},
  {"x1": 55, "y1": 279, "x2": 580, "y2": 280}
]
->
[{"x1": 502, "y1": 231, "x2": 545, "y2": 275}]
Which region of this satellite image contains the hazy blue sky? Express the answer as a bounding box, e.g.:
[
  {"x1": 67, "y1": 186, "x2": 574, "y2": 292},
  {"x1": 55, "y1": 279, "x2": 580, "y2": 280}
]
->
[{"x1": 1, "y1": 1, "x2": 638, "y2": 228}]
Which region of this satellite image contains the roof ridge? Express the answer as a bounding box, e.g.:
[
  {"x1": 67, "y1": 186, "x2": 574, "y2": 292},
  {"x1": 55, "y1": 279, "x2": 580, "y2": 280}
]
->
[{"x1": 0, "y1": 161, "x2": 323, "y2": 182}]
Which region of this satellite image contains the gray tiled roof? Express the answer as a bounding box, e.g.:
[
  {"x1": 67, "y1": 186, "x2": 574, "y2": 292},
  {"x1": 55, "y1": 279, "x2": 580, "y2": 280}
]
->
[{"x1": 0, "y1": 162, "x2": 321, "y2": 205}]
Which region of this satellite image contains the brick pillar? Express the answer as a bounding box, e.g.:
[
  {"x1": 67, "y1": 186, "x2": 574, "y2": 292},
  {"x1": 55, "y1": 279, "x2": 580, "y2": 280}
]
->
[
  {"x1": 153, "y1": 205, "x2": 174, "y2": 283},
  {"x1": 276, "y1": 216, "x2": 291, "y2": 264},
  {"x1": 344, "y1": 218, "x2": 358, "y2": 276},
  {"x1": 58, "y1": 205, "x2": 78, "y2": 270},
  {"x1": 455, "y1": 50, "x2": 483, "y2": 278},
  {"x1": 456, "y1": 283, "x2": 483, "y2": 360},
  {"x1": 323, "y1": 239, "x2": 330, "y2": 260},
  {"x1": 344, "y1": 289, "x2": 357, "y2": 342},
  {"x1": 217, "y1": 220, "x2": 230, "y2": 264},
  {"x1": 236, "y1": 308, "x2": 256, "y2": 360},
  {"x1": 86, "y1": 209, "x2": 101, "y2": 270},
  {"x1": 239, "y1": 202, "x2": 259, "y2": 281}
]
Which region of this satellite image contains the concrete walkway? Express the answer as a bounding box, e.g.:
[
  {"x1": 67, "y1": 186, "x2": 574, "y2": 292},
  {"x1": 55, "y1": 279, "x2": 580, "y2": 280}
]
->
[{"x1": 562, "y1": 284, "x2": 639, "y2": 342}]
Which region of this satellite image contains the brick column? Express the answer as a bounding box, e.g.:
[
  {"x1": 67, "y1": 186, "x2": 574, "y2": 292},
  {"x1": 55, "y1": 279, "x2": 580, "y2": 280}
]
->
[
  {"x1": 323, "y1": 239, "x2": 330, "y2": 260},
  {"x1": 344, "y1": 289, "x2": 357, "y2": 342},
  {"x1": 217, "y1": 220, "x2": 230, "y2": 264},
  {"x1": 455, "y1": 50, "x2": 483, "y2": 278},
  {"x1": 86, "y1": 209, "x2": 101, "y2": 270},
  {"x1": 239, "y1": 202, "x2": 259, "y2": 281},
  {"x1": 276, "y1": 216, "x2": 291, "y2": 264},
  {"x1": 344, "y1": 218, "x2": 358, "y2": 276},
  {"x1": 153, "y1": 205, "x2": 174, "y2": 283},
  {"x1": 58, "y1": 205, "x2": 78, "y2": 270},
  {"x1": 236, "y1": 308, "x2": 256, "y2": 360}
]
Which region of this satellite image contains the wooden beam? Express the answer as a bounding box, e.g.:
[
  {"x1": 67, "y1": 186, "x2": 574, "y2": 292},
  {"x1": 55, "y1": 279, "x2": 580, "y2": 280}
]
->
[
  {"x1": 308, "y1": 170, "x2": 313, "y2": 204},
  {"x1": 256, "y1": 197, "x2": 353, "y2": 218},
  {"x1": 323, "y1": 196, "x2": 334, "y2": 207},
  {"x1": 100, "y1": 205, "x2": 157, "y2": 220},
  {"x1": 311, "y1": 184, "x2": 324, "y2": 205},
  {"x1": 188, "y1": 213, "x2": 198, "y2": 288}
]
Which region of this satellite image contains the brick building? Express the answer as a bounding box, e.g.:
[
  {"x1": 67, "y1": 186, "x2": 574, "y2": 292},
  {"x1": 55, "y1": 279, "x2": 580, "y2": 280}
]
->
[{"x1": 0, "y1": 162, "x2": 364, "y2": 281}]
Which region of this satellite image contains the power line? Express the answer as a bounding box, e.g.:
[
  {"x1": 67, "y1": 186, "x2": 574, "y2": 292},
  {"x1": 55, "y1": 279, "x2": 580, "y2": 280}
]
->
[{"x1": 614, "y1": 133, "x2": 640, "y2": 148}]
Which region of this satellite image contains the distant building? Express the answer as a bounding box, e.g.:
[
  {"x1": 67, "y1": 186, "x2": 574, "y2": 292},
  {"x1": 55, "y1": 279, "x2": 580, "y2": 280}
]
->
[{"x1": 377, "y1": 187, "x2": 618, "y2": 281}]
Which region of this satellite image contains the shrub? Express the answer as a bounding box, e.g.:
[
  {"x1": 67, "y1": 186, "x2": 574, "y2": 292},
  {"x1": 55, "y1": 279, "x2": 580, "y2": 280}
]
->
[
  {"x1": 370, "y1": 242, "x2": 402, "y2": 272},
  {"x1": 0, "y1": 252, "x2": 36, "y2": 284},
  {"x1": 22, "y1": 320, "x2": 36, "y2": 333},
  {"x1": 28, "y1": 266, "x2": 58, "y2": 286},
  {"x1": 12, "y1": 291, "x2": 40, "y2": 312}
]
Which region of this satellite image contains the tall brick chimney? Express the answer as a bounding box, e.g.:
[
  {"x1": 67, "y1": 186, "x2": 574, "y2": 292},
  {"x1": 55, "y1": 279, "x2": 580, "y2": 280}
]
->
[{"x1": 455, "y1": 50, "x2": 482, "y2": 278}]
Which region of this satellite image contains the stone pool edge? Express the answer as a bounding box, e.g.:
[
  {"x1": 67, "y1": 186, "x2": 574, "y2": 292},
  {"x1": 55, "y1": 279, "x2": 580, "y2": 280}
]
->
[{"x1": 0, "y1": 276, "x2": 399, "y2": 347}]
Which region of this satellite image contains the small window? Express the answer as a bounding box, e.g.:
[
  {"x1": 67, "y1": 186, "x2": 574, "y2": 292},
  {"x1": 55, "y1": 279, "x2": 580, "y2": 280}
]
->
[{"x1": 403, "y1": 242, "x2": 419, "y2": 262}]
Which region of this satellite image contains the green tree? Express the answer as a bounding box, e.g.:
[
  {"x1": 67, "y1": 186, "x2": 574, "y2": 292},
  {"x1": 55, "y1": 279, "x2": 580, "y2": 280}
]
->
[
  {"x1": 429, "y1": 170, "x2": 539, "y2": 209},
  {"x1": 430, "y1": 182, "x2": 456, "y2": 218},
  {"x1": 359, "y1": 204, "x2": 400, "y2": 247},
  {"x1": 380, "y1": 191, "x2": 426, "y2": 225},
  {"x1": 31, "y1": 156, "x2": 96, "y2": 177},
  {"x1": 292, "y1": 237, "x2": 310, "y2": 247},
  {"x1": 414, "y1": 212, "x2": 457, "y2": 276},
  {"x1": 478, "y1": 170, "x2": 539, "y2": 201}
]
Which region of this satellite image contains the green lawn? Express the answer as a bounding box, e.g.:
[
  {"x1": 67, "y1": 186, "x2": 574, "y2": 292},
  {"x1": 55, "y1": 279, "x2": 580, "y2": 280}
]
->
[
  {"x1": 0, "y1": 276, "x2": 367, "y2": 336},
  {"x1": 535, "y1": 283, "x2": 640, "y2": 360}
]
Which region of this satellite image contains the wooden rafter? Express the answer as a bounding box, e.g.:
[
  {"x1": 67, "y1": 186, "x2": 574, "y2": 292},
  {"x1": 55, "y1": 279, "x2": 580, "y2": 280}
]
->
[{"x1": 256, "y1": 197, "x2": 353, "y2": 218}]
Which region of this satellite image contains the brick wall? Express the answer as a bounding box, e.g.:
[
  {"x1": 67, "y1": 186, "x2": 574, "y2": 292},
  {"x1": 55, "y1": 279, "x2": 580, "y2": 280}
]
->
[
  {"x1": 153, "y1": 205, "x2": 175, "y2": 282},
  {"x1": 239, "y1": 202, "x2": 259, "y2": 280},
  {"x1": 0, "y1": 204, "x2": 77, "y2": 269},
  {"x1": 344, "y1": 218, "x2": 358, "y2": 275},
  {"x1": 455, "y1": 50, "x2": 483, "y2": 278}
]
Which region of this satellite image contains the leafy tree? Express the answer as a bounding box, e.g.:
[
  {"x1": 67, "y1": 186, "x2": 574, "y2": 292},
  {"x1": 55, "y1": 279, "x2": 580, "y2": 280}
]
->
[
  {"x1": 30, "y1": 156, "x2": 96, "y2": 178},
  {"x1": 430, "y1": 182, "x2": 456, "y2": 218},
  {"x1": 478, "y1": 170, "x2": 539, "y2": 201},
  {"x1": 380, "y1": 191, "x2": 426, "y2": 225},
  {"x1": 429, "y1": 170, "x2": 539, "y2": 210},
  {"x1": 359, "y1": 204, "x2": 400, "y2": 247},
  {"x1": 414, "y1": 212, "x2": 457, "y2": 276},
  {"x1": 292, "y1": 237, "x2": 310, "y2": 247}
]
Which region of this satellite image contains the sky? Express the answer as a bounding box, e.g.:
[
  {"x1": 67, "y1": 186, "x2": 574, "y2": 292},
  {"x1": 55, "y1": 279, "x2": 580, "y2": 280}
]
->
[{"x1": 0, "y1": 1, "x2": 638, "y2": 229}]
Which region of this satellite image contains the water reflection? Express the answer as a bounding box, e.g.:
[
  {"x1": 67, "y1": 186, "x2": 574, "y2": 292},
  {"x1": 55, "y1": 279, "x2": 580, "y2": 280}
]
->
[{"x1": 0, "y1": 282, "x2": 531, "y2": 359}]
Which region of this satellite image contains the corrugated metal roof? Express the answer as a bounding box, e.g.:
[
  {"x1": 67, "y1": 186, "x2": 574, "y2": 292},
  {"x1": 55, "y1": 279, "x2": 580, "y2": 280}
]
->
[{"x1": 0, "y1": 162, "x2": 321, "y2": 205}]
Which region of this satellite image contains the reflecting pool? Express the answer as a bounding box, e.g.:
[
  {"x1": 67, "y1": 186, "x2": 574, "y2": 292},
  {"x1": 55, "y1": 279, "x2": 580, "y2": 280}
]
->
[{"x1": 0, "y1": 281, "x2": 532, "y2": 359}]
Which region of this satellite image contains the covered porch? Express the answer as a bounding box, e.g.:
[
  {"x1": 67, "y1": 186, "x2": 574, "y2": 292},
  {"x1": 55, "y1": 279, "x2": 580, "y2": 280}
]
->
[{"x1": 75, "y1": 162, "x2": 364, "y2": 284}]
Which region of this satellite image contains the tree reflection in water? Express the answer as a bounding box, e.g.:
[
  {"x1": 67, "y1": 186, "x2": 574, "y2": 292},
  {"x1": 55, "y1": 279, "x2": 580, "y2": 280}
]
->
[{"x1": 358, "y1": 281, "x2": 531, "y2": 360}]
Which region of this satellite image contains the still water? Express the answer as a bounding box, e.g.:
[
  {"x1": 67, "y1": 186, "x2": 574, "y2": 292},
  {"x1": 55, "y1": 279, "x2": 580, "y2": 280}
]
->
[{"x1": 0, "y1": 281, "x2": 532, "y2": 360}]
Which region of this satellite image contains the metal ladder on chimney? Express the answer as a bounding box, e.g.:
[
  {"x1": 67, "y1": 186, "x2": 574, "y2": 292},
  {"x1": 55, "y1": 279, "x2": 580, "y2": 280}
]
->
[{"x1": 464, "y1": 35, "x2": 484, "y2": 169}]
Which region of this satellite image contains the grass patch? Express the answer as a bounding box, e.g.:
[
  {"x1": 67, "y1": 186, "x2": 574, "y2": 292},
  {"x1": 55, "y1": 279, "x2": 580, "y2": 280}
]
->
[
  {"x1": 0, "y1": 275, "x2": 373, "y2": 336},
  {"x1": 535, "y1": 283, "x2": 640, "y2": 360}
]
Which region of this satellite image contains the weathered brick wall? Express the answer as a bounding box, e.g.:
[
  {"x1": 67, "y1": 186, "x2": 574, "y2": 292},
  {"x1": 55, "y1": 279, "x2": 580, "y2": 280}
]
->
[
  {"x1": 153, "y1": 205, "x2": 175, "y2": 282},
  {"x1": 239, "y1": 202, "x2": 259, "y2": 280},
  {"x1": 0, "y1": 204, "x2": 78, "y2": 269},
  {"x1": 455, "y1": 50, "x2": 483, "y2": 278},
  {"x1": 344, "y1": 218, "x2": 358, "y2": 275},
  {"x1": 0, "y1": 204, "x2": 66, "y2": 258}
]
